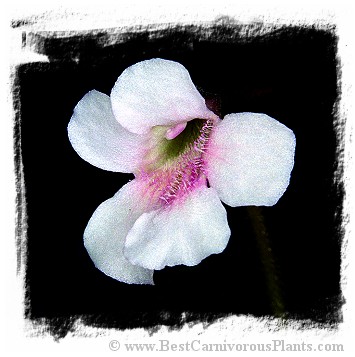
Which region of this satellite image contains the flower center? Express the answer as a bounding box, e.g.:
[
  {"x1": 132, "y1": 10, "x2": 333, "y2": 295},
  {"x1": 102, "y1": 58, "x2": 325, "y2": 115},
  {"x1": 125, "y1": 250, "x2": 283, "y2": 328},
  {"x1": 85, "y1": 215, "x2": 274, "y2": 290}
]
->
[{"x1": 137, "y1": 118, "x2": 215, "y2": 207}]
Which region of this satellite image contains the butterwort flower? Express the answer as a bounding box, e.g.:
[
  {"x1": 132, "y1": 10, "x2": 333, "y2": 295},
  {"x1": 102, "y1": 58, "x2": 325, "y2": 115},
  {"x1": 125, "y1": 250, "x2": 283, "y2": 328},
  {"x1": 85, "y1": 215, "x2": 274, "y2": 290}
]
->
[{"x1": 68, "y1": 58, "x2": 296, "y2": 285}]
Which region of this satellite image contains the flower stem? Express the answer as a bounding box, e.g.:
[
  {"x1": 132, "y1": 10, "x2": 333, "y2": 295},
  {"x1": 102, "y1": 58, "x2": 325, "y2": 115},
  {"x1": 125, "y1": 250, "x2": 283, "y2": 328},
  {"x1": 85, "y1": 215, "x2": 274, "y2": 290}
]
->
[{"x1": 247, "y1": 206, "x2": 285, "y2": 318}]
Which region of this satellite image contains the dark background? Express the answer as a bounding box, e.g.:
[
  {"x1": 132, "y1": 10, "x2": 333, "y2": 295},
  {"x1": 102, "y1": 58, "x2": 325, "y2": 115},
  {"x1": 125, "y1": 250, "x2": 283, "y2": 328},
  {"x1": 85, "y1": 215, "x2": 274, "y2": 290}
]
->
[{"x1": 15, "y1": 21, "x2": 342, "y2": 338}]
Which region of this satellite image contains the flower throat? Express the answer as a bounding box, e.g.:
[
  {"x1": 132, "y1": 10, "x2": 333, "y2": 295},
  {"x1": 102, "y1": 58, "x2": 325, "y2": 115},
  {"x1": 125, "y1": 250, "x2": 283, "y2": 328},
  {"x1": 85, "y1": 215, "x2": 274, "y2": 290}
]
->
[{"x1": 138, "y1": 118, "x2": 215, "y2": 206}]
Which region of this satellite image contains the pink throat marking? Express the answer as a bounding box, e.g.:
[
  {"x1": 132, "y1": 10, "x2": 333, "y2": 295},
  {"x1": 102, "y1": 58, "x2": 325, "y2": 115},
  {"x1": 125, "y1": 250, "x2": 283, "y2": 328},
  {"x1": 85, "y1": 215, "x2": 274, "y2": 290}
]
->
[{"x1": 138, "y1": 119, "x2": 215, "y2": 207}]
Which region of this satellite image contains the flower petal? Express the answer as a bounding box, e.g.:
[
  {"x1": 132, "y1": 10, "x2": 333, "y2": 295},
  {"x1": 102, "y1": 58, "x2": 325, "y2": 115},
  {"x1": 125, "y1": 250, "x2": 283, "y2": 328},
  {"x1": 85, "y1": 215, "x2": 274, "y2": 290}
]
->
[
  {"x1": 110, "y1": 58, "x2": 216, "y2": 134},
  {"x1": 124, "y1": 186, "x2": 231, "y2": 270},
  {"x1": 206, "y1": 113, "x2": 296, "y2": 207},
  {"x1": 84, "y1": 180, "x2": 154, "y2": 284},
  {"x1": 68, "y1": 90, "x2": 146, "y2": 173}
]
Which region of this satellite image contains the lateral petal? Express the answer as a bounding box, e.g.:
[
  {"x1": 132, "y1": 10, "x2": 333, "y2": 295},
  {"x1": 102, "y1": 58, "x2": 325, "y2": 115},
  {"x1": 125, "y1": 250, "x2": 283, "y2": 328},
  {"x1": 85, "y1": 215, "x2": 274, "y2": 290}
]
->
[{"x1": 206, "y1": 113, "x2": 296, "y2": 207}]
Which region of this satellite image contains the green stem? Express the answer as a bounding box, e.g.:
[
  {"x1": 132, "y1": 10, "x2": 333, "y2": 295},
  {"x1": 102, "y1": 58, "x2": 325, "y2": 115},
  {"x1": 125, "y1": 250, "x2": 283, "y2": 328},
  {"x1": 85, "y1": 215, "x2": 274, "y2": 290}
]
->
[{"x1": 247, "y1": 206, "x2": 285, "y2": 318}]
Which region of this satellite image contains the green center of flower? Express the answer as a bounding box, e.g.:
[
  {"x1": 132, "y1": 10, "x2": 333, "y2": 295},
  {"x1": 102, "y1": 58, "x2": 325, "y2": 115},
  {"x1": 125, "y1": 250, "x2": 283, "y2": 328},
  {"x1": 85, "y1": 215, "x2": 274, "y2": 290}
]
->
[
  {"x1": 151, "y1": 119, "x2": 206, "y2": 167},
  {"x1": 138, "y1": 118, "x2": 215, "y2": 206}
]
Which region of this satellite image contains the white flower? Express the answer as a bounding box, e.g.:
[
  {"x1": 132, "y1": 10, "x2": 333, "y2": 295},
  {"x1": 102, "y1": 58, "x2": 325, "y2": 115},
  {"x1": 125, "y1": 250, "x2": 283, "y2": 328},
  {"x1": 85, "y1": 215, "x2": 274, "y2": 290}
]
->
[{"x1": 68, "y1": 58, "x2": 296, "y2": 285}]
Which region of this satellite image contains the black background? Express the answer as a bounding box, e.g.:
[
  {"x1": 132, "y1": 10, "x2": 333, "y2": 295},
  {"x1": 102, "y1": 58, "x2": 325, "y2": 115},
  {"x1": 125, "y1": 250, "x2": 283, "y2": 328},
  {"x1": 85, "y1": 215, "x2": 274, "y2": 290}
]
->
[{"x1": 15, "y1": 21, "x2": 342, "y2": 338}]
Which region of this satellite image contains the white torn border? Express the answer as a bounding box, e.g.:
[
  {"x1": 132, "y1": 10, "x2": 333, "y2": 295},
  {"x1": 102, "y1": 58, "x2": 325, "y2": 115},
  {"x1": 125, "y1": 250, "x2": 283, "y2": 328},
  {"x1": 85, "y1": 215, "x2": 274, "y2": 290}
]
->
[{"x1": 1, "y1": 0, "x2": 354, "y2": 355}]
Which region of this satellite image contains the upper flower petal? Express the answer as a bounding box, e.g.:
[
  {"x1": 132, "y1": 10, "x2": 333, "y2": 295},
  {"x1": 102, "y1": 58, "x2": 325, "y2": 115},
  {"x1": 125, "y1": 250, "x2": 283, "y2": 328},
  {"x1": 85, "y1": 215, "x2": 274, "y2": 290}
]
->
[
  {"x1": 68, "y1": 90, "x2": 147, "y2": 173},
  {"x1": 110, "y1": 58, "x2": 216, "y2": 135},
  {"x1": 206, "y1": 113, "x2": 296, "y2": 207},
  {"x1": 84, "y1": 180, "x2": 154, "y2": 284},
  {"x1": 123, "y1": 186, "x2": 231, "y2": 270}
]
